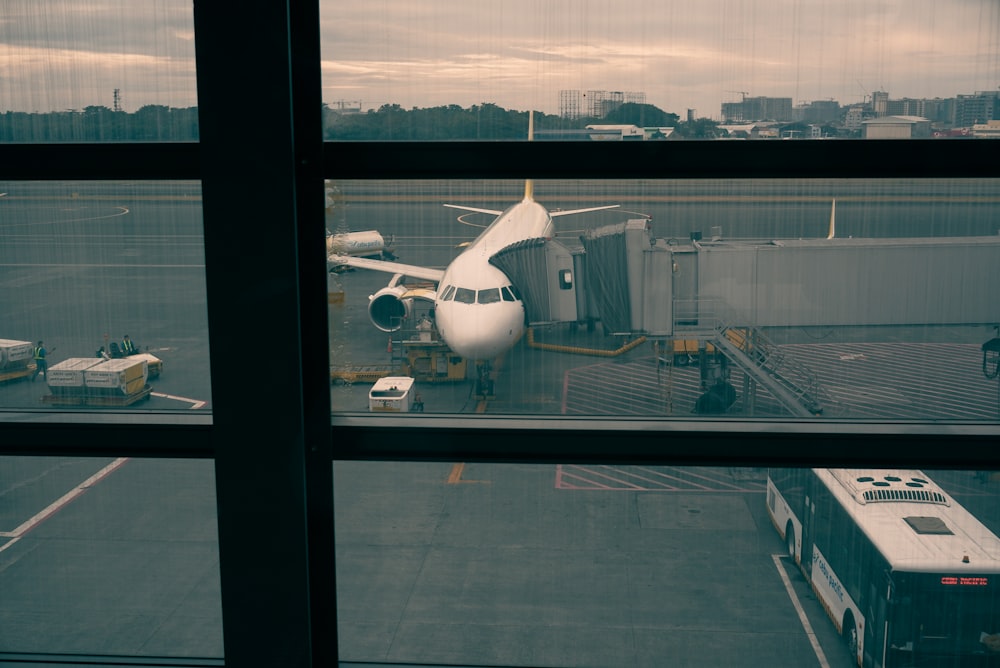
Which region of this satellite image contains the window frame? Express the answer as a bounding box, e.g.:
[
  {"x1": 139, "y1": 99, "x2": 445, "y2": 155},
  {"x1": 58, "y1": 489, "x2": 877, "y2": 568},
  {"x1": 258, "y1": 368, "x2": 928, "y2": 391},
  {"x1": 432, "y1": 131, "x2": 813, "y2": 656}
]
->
[{"x1": 0, "y1": 2, "x2": 997, "y2": 668}]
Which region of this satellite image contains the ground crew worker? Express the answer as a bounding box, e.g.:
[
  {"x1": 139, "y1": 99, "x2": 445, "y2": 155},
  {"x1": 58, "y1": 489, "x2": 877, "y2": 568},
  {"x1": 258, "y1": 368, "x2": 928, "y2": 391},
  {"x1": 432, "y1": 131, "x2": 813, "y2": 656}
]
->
[
  {"x1": 122, "y1": 334, "x2": 136, "y2": 356},
  {"x1": 31, "y1": 341, "x2": 48, "y2": 381}
]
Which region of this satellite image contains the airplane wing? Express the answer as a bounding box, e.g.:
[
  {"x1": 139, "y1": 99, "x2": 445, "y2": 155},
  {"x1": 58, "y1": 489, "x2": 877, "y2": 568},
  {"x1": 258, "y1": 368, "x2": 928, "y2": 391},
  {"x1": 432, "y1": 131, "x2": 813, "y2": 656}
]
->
[
  {"x1": 444, "y1": 204, "x2": 504, "y2": 216},
  {"x1": 399, "y1": 285, "x2": 438, "y2": 301},
  {"x1": 550, "y1": 204, "x2": 620, "y2": 217},
  {"x1": 328, "y1": 254, "x2": 445, "y2": 282}
]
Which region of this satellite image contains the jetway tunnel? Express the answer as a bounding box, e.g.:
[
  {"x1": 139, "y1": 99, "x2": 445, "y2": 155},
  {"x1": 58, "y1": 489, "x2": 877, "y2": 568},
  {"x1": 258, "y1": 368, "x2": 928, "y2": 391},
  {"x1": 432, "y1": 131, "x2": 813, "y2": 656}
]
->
[{"x1": 491, "y1": 221, "x2": 1000, "y2": 417}]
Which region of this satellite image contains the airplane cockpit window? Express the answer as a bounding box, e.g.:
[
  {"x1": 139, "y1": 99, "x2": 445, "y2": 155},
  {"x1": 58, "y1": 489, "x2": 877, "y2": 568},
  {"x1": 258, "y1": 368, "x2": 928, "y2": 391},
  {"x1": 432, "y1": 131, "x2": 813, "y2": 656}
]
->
[
  {"x1": 441, "y1": 285, "x2": 456, "y2": 301},
  {"x1": 453, "y1": 288, "x2": 476, "y2": 304},
  {"x1": 501, "y1": 287, "x2": 517, "y2": 302},
  {"x1": 477, "y1": 288, "x2": 501, "y2": 304}
]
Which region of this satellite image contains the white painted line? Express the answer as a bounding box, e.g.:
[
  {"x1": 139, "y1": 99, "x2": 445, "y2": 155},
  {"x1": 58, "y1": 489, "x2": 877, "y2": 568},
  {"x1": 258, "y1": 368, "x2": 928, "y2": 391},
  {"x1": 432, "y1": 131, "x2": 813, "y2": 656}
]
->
[
  {"x1": 0, "y1": 458, "x2": 129, "y2": 554},
  {"x1": 772, "y1": 553, "x2": 831, "y2": 668},
  {"x1": 151, "y1": 391, "x2": 207, "y2": 409}
]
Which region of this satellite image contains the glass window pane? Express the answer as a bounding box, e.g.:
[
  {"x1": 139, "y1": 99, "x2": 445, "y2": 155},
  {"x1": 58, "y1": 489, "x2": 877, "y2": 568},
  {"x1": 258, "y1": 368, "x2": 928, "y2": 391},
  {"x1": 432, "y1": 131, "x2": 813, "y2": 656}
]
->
[
  {"x1": 335, "y1": 462, "x2": 1000, "y2": 666},
  {"x1": 0, "y1": 456, "x2": 222, "y2": 659},
  {"x1": 321, "y1": 1, "x2": 1000, "y2": 140},
  {"x1": 1, "y1": 2, "x2": 197, "y2": 142},
  {"x1": 0, "y1": 181, "x2": 211, "y2": 419},
  {"x1": 328, "y1": 178, "x2": 1000, "y2": 423},
  {"x1": 477, "y1": 288, "x2": 500, "y2": 304}
]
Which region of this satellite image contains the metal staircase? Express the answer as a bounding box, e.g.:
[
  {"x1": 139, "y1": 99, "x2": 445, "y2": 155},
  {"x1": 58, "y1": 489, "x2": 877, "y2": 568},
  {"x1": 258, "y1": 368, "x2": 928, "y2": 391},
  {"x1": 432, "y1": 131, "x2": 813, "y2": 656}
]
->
[
  {"x1": 711, "y1": 325, "x2": 827, "y2": 417},
  {"x1": 673, "y1": 300, "x2": 835, "y2": 417}
]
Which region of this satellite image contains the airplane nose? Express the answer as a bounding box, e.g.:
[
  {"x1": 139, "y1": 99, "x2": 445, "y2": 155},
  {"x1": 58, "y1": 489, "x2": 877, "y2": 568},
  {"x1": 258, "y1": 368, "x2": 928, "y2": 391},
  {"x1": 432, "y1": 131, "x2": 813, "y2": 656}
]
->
[{"x1": 438, "y1": 305, "x2": 524, "y2": 361}]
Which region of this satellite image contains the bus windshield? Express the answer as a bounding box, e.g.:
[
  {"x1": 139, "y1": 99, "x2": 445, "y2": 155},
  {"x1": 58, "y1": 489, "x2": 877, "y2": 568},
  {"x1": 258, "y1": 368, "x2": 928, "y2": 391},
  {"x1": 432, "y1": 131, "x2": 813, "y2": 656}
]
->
[{"x1": 891, "y1": 576, "x2": 1000, "y2": 661}]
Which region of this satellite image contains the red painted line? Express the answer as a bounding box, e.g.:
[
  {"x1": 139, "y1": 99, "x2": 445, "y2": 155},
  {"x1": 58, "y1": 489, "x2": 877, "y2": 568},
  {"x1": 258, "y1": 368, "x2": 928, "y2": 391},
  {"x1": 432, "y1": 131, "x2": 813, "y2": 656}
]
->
[
  {"x1": 635, "y1": 466, "x2": 745, "y2": 490},
  {"x1": 569, "y1": 465, "x2": 647, "y2": 489}
]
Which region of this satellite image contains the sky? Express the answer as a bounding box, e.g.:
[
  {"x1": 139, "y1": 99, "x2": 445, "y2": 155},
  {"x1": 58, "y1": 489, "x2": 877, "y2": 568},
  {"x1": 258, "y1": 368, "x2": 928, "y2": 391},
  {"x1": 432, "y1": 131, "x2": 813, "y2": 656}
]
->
[{"x1": 1, "y1": 0, "x2": 998, "y2": 119}]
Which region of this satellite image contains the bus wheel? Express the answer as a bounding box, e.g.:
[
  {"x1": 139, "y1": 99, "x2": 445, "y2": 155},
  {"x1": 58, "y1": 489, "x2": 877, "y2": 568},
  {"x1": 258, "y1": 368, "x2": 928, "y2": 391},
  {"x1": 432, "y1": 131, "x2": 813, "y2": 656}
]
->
[
  {"x1": 785, "y1": 523, "x2": 795, "y2": 560},
  {"x1": 842, "y1": 612, "x2": 858, "y2": 655}
]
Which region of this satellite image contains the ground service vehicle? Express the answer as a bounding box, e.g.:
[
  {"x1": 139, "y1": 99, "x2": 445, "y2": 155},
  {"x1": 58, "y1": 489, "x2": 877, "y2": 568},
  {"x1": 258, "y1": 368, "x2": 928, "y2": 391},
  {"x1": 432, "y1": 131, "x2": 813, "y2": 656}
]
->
[
  {"x1": 767, "y1": 468, "x2": 1000, "y2": 667},
  {"x1": 367, "y1": 376, "x2": 416, "y2": 412}
]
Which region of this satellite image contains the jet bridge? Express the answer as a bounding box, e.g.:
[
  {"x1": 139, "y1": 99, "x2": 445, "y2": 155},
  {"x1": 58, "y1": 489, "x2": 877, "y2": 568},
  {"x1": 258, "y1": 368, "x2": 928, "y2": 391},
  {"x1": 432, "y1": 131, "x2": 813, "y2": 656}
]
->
[{"x1": 492, "y1": 220, "x2": 1000, "y2": 417}]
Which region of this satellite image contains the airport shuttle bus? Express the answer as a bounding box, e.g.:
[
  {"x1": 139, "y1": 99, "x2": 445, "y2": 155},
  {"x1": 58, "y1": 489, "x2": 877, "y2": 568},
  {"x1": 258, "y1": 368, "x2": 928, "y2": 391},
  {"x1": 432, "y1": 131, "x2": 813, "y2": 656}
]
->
[{"x1": 767, "y1": 468, "x2": 1000, "y2": 667}]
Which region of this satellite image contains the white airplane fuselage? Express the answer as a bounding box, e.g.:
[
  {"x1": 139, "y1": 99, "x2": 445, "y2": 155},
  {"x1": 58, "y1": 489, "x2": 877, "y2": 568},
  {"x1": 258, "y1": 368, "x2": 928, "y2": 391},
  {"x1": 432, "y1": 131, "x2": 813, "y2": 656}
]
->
[
  {"x1": 327, "y1": 176, "x2": 618, "y2": 365},
  {"x1": 434, "y1": 197, "x2": 554, "y2": 361}
]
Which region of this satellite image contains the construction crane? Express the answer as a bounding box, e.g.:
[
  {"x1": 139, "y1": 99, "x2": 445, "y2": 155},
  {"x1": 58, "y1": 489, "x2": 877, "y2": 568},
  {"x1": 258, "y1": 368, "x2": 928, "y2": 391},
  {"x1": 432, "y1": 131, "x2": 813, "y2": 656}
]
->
[{"x1": 725, "y1": 90, "x2": 749, "y2": 102}]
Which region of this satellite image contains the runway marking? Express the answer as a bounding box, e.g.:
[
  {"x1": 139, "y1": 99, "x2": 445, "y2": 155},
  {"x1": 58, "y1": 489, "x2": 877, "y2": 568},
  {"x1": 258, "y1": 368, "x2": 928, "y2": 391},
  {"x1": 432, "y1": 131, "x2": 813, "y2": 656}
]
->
[
  {"x1": 0, "y1": 458, "x2": 129, "y2": 552},
  {"x1": 150, "y1": 391, "x2": 207, "y2": 409},
  {"x1": 446, "y1": 463, "x2": 489, "y2": 485},
  {"x1": 447, "y1": 463, "x2": 465, "y2": 483},
  {"x1": 772, "y1": 553, "x2": 831, "y2": 668},
  {"x1": 555, "y1": 465, "x2": 767, "y2": 492},
  {"x1": 0, "y1": 206, "x2": 130, "y2": 230}
]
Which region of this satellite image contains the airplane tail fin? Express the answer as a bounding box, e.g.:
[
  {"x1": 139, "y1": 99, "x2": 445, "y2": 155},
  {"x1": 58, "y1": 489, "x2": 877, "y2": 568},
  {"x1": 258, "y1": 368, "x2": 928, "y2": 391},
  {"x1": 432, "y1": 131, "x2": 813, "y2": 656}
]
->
[
  {"x1": 827, "y1": 198, "x2": 836, "y2": 239},
  {"x1": 525, "y1": 111, "x2": 534, "y2": 201}
]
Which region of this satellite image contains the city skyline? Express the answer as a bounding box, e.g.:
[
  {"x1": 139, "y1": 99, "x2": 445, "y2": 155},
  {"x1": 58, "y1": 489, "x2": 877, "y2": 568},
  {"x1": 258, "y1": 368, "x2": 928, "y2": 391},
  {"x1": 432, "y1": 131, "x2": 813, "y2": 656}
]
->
[{"x1": 0, "y1": 0, "x2": 997, "y2": 120}]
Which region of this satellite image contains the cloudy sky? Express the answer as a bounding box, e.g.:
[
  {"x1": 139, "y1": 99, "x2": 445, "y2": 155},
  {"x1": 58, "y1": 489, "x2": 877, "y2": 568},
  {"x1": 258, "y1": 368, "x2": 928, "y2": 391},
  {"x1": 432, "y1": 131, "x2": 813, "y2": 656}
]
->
[{"x1": 1, "y1": 0, "x2": 998, "y2": 118}]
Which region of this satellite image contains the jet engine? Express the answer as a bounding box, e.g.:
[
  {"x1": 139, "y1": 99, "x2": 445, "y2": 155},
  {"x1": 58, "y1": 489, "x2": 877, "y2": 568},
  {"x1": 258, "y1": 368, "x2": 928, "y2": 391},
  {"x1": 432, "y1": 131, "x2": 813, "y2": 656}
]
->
[{"x1": 368, "y1": 285, "x2": 413, "y2": 332}]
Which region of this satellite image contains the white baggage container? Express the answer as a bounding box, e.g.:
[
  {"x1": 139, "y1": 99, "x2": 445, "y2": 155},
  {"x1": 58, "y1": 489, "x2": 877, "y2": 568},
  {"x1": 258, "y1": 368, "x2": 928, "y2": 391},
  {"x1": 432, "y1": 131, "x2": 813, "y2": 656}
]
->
[
  {"x1": 368, "y1": 376, "x2": 415, "y2": 412},
  {"x1": 128, "y1": 352, "x2": 163, "y2": 378},
  {"x1": 47, "y1": 358, "x2": 105, "y2": 388},
  {"x1": 84, "y1": 358, "x2": 149, "y2": 395},
  {"x1": 0, "y1": 339, "x2": 33, "y2": 369}
]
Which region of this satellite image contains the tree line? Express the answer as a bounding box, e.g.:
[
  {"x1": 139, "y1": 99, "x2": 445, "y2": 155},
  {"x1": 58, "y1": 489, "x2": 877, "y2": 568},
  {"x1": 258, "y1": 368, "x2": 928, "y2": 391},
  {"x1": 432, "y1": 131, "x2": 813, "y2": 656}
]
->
[
  {"x1": 0, "y1": 102, "x2": 731, "y2": 142},
  {"x1": 0, "y1": 105, "x2": 199, "y2": 142},
  {"x1": 322, "y1": 102, "x2": 728, "y2": 140}
]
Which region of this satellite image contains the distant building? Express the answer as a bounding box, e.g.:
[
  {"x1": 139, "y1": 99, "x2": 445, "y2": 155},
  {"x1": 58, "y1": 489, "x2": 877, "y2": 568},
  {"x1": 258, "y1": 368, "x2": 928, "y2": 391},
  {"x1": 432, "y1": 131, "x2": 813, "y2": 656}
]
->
[
  {"x1": 721, "y1": 97, "x2": 793, "y2": 123},
  {"x1": 559, "y1": 90, "x2": 582, "y2": 119},
  {"x1": 585, "y1": 124, "x2": 645, "y2": 140},
  {"x1": 872, "y1": 91, "x2": 889, "y2": 117},
  {"x1": 885, "y1": 97, "x2": 954, "y2": 126},
  {"x1": 559, "y1": 90, "x2": 647, "y2": 119},
  {"x1": 972, "y1": 120, "x2": 1000, "y2": 139},
  {"x1": 717, "y1": 123, "x2": 780, "y2": 139},
  {"x1": 328, "y1": 100, "x2": 363, "y2": 114},
  {"x1": 862, "y1": 116, "x2": 931, "y2": 139},
  {"x1": 844, "y1": 106, "x2": 867, "y2": 132},
  {"x1": 955, "y1": 91, "x2": 1000, "y2": 127},
  {"x1": 583, "y1": 125, "x2": 673, "y2": 140},
  {"x1": 794, "y1": 100, "x2": 841, "y2": 124}
]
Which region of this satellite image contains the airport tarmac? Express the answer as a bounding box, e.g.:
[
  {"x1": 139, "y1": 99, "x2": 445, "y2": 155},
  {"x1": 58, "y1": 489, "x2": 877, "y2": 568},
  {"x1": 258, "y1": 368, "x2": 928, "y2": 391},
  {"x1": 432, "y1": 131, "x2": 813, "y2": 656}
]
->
[{"x1": 2, "y1": 180, "x2": 1000, "y2": 665}]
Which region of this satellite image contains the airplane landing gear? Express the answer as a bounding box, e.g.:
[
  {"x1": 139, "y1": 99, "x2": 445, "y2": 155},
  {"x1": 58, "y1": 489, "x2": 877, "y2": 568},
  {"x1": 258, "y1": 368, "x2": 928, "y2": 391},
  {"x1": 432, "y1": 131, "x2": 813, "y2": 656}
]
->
[{"x1": 474, "y1": 361, "x2": 495, "y2": 399}]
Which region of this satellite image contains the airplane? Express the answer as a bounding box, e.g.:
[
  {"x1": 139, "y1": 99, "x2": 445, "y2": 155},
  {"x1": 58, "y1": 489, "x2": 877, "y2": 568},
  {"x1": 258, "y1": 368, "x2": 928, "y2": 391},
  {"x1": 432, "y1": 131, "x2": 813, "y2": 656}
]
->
[
  {"x1": 324, "y1": 180, "x2": 397, "y2": 267},
  {"x1": 326, "y1": 229, "x2": 396, "y2": 268},
  {"x1": 328, "y1": 112, "x2": 620, "y2": 391}
]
